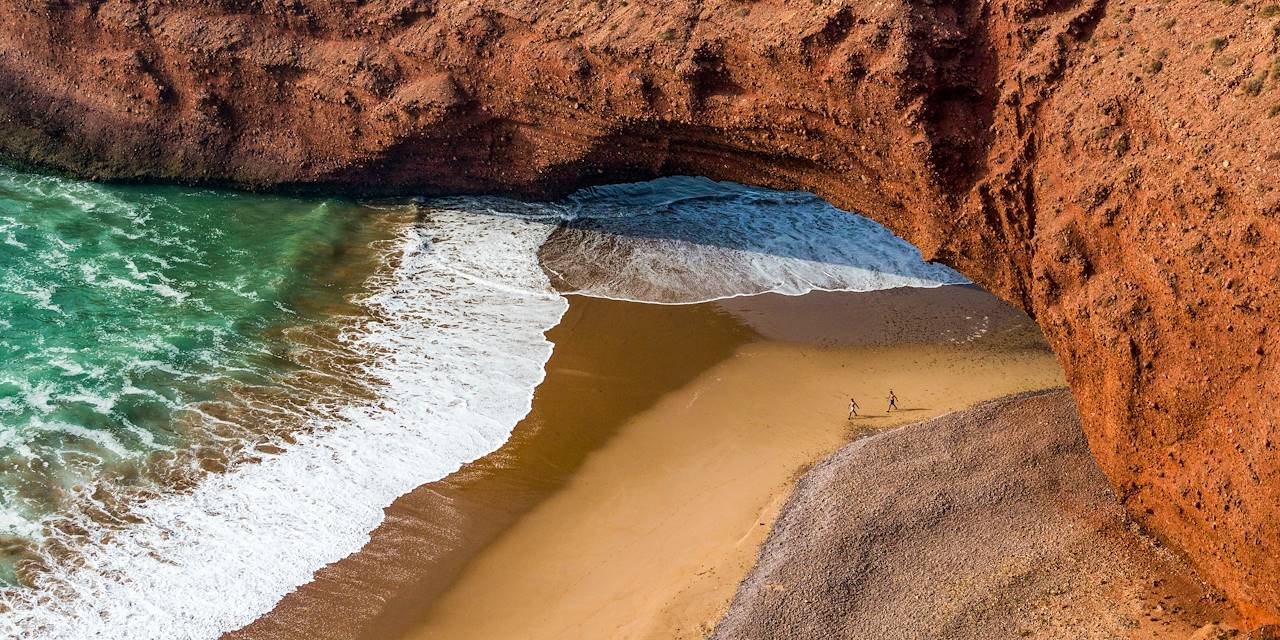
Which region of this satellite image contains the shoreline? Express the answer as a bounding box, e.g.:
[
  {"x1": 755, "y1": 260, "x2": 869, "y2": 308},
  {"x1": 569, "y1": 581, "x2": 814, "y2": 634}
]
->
[
  {"x1": 230, "y1": 284, "x2": 1064, "y2": 640},
  {"x1": 227, "y1": 291, "x2": 759, "y2": 640}
]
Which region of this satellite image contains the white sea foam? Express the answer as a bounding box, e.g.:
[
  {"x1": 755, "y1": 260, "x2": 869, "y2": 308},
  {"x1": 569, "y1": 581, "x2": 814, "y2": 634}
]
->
[{"x1": 0, "y1": 209, "x2": 567, "y2": 639}]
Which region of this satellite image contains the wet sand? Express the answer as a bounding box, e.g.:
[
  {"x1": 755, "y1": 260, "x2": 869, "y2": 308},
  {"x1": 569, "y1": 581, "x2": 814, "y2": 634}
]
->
[{"x1": 229, "y1": 285, "x2": 1063, "y2": 640}]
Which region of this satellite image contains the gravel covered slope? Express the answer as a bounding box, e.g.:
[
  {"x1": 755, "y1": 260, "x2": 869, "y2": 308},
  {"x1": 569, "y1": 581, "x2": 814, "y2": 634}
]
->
[{"x1": 713, "y1": 390, "x2": 1237, "y2": 640}]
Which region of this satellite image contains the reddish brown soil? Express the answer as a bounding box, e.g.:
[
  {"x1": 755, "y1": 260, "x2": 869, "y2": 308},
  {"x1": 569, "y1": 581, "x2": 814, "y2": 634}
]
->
[{"x1": 1, "y1": 0, "x2": 1278, "y2": 627}]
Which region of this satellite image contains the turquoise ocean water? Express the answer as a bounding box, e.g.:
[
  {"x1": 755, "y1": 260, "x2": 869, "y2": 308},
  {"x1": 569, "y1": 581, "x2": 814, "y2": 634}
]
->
[{"x1": 0, "y1": 167, "x2": 394, "y2": 581}]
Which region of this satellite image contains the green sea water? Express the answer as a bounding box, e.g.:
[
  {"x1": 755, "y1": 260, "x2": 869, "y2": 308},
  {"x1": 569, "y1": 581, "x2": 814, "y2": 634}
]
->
[{"x1": 0, "y1": 167, "x2": 391, "y2": 575}]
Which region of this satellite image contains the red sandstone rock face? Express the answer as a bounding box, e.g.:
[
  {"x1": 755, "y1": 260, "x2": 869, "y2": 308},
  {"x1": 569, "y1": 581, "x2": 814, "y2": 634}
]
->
[{"x1": 1, "y1": 0, "x2": 1278, "y2": 626}]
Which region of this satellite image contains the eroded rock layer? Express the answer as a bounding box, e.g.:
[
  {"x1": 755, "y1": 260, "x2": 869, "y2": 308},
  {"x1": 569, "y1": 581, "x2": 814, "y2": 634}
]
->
[{"x1": 1, "y1": 0, "x2": 1278, "y2": 625}]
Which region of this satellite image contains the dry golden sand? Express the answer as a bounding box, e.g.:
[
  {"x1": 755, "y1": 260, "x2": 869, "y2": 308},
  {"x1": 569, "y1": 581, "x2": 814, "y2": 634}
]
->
[{"x1": 400, "y1": 288, "x2": 1065, "y2": 640}]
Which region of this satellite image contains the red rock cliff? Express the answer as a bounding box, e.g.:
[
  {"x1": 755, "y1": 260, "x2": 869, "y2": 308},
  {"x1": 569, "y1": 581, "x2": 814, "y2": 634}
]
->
[{"x1": 2, "y1": 0, "x2": 1278, "y2": 626}]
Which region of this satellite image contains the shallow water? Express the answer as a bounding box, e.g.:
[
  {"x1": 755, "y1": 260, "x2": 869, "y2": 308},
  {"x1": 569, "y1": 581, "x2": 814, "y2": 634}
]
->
[{"x1": 0, "y1": 168, "x2": 963, "y2": 638}]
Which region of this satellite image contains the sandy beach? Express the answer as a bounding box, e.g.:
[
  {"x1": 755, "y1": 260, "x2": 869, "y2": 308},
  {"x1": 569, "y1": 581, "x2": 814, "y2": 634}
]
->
[
  {"x1": 398, "y1": 289, "x2": 1064, "y2": 640},
  {"x1": 229, "y1": 285, "x2": 1065, "y2": 640}
]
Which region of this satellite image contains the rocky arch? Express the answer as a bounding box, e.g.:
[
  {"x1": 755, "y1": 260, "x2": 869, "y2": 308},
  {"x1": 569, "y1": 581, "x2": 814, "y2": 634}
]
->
[{"x1": 1, "y1": 0, "x2": 1278, "y2": 625}]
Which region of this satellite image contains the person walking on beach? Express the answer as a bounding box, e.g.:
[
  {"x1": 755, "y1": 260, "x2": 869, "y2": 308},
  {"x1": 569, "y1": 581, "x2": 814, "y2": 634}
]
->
[
  {"x1": 848, "y1": 397, "x2": 859, "y2": 419},
  {"x1": 887, "y1": 390, "x2": 899, "y2": 413}
]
